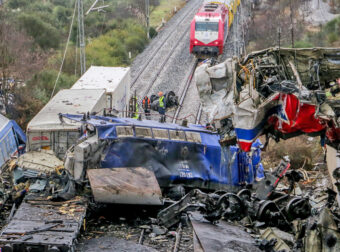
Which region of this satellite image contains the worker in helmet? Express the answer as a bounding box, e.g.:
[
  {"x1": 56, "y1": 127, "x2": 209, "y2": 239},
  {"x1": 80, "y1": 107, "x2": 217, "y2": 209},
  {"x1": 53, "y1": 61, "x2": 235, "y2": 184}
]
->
[
  {"x1": 158, "y1": 91, "x2": 166, "y2": 122},
  {"x1": 142, "y1": 95, "x2": 151, "y2": 119},
  {"x1": 133, "y1": 96, "x2": 139, "y2": 119}
]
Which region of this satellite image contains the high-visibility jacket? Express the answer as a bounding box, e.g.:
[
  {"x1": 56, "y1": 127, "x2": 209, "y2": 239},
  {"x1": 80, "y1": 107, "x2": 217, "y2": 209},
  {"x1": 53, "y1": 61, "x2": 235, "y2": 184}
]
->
[
  {"x1": 159, "y1": 96, "x2": 165, "y2": 108},
  {"x1": 133, "y1": 97, "x2": 139, "y2": 119},
  {"x1": 142, "y1": 97, "x2": 150, "y2": 109}
]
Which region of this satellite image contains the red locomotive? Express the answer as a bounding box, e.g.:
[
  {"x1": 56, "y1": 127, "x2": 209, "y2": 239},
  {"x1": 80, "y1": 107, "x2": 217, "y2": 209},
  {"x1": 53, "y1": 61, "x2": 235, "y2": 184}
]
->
[{"x1": 190, "y1": 1, "x2": 238, "y2": 57}]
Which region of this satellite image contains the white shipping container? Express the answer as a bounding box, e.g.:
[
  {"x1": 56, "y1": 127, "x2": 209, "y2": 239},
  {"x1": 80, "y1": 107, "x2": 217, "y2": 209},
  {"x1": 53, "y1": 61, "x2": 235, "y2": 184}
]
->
[
  {"x1": 27, "y1": 89, "x2": 107, "y2": 158},
  {"x1": 71, "y1": 66, "x2": 130, "y2": 115}
]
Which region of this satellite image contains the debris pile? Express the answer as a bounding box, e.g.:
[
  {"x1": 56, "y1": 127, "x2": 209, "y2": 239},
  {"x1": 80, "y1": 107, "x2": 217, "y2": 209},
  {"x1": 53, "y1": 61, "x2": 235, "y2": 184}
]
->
[
  {"x1": 0, "y1": 47, "x2": 339, "y2": 251},
  {"x1": 73, "y1": 154, "x2": 340, "y2": 252},
  {"x1": 195, "y1": 47, "x2": 340, "y2": 151}
]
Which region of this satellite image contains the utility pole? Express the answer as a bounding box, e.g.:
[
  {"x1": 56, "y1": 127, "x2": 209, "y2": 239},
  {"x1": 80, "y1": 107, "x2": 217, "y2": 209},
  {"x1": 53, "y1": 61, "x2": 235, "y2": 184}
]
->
[
  {"x1": 289, "y1": 0, "x2": 294, "y2": 48},
  {"x1": 78, "y1": 0, "x2": 86, "y2": 75},
  {"x1": 145, "y1": 0, "x2": 150, "y2": 39}
]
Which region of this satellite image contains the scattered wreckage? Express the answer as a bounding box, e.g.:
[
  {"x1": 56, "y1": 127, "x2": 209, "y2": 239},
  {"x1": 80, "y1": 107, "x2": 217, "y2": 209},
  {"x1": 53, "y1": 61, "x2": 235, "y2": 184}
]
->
[
  {"x1": 0, "y1": 113, "x2": 267, "y2": 251},
  {"x1": 195, "y1": 47, "x2": 340, "y2": 151},
  {"x1": 2, "y1": 111, "x2": 339, "y2": 251},
  {"x1": 1, "y1": 47, "x2": 340, "y2": 251}
]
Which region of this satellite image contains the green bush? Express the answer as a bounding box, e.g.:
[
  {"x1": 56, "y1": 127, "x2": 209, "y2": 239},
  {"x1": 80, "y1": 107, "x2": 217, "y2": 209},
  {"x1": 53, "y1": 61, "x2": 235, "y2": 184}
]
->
[
  {"x1": 28, "y1": 2, "x2": 53, "y2": 13},
  {"x1": 51, "y1": 0, "x2": 72, "y2": 8},
  {"x1": 324, "y1": 16, "x2": 340, "y2": 33},
  {"x1": 328, "y1": 32, "x2": 339, "y2": 44},
  {"x1": 149, "y1": 26, "x2": 158, "y2": 38},
  {"x1": 27, "y1": 69, "x2": 77, "y2": 104},
  {"x1": 86, "y1": 20, "x2": 148, "y2": 66},
  {"x1": 18, "y1": 14, "x2": 61, "y2": 49},
  {"x1": 53, "y1": 6, "x2": 72, "y2": 27},
  {"x1": 294, "y1": 40, "x2": 314, "y2": 48},
  {"x1": 7, "y1": 0, "x2": 33, "y2": 9},
  {"x1": 125, "y1": 36, "x2": 147, "y2": 53}
]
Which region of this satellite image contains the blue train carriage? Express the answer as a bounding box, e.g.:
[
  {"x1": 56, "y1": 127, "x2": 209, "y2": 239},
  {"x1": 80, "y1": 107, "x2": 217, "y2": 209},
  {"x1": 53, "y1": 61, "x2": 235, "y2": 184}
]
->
[
  {"x1": 62, "y1": 114, "x2": 264, "y2": 191},
  {"x1": 0, "y1": 114, "x2": 26, "y2": 168}
]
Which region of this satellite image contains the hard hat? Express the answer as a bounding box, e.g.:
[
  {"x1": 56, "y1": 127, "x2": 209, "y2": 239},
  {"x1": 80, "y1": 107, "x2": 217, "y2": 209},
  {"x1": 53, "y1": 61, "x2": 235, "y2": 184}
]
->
[{"x1": 158, "y1": 91, "x2": 163, "y2": 96}]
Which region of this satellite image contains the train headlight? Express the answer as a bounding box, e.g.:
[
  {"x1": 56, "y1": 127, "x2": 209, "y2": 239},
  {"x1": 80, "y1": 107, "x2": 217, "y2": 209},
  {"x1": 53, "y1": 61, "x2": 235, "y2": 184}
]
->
[
  {"x1": 194, "y1": 41, "x2": 198, "y2": 44},
  {"x1": 214, "y1": 41, "x2": 219, "y2": 45}
]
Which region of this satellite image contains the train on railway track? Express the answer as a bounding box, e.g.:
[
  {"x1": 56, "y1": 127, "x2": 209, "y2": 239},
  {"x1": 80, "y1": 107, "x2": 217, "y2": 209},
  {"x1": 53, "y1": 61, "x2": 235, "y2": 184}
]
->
[{"x1": 189, "y1": 0, "x2": 240, "y2": 57}]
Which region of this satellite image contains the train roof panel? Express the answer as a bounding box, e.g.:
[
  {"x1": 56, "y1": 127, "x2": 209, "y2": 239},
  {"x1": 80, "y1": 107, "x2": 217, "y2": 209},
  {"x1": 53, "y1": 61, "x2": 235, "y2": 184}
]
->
[
  {"x1": 28, "y1": 89, "x2": 106, "y2": 131},
  {"x1": 197, "y1": 1, "x2": 226, "y2": 16},
  {"x1": 71, "y1": 66, "x2": 130, "y2": 93}
]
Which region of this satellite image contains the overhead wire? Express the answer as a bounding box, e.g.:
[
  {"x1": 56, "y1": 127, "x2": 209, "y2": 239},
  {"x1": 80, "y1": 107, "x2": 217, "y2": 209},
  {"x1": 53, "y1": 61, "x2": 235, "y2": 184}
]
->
[{"x1": 50, "y1": 0, "x2": 77, "y2": 100}]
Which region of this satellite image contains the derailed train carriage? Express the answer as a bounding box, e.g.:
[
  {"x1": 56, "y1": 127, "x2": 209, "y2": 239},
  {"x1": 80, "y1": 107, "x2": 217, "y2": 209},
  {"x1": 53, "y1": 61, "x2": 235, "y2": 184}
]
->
[{"x1": 62, "y1": 114, "x2": 264, "y2": 204}]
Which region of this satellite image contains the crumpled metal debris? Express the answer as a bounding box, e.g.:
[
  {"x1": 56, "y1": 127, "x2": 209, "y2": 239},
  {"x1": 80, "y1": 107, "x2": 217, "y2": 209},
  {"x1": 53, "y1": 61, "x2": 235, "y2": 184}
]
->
[
  {"x1": 156, "y1": 154, "x2": 340, "y2": 252},
  {"x1": 195, "y1": 47, "x2": 340, "y2": 152}
]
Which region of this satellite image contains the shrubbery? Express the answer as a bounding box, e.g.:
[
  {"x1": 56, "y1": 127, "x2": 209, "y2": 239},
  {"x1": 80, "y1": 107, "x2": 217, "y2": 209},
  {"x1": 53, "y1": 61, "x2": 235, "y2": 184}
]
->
[
  {"x1": 2, "y1": 0, "x2": 167, "y2": 127},
  {"x1": 17, "y1": 14, "x2": 61, "y2": 49},
  {"x1": 86, "y1": 20, "x2": 148, "y2": 66}
]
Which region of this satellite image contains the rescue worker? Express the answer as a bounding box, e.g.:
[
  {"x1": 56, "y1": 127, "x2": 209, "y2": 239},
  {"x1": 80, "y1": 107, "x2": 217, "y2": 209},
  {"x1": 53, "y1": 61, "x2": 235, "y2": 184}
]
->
[
  {"x1": 133, "y1": 96, "x2": 139, "y2": 119},
  {"x1": 158, "y1": 91, "x2": 166, "y2": 122},
  {"x1": 142, "y1": 95, "x2": 151, "y2": 119}
]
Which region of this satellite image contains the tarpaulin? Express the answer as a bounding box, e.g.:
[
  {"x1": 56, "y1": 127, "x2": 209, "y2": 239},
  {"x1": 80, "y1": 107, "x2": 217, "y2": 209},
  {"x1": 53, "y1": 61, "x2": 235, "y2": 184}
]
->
[{"x1": 0, "y1": 115, "x2": 26, "y2": 167}]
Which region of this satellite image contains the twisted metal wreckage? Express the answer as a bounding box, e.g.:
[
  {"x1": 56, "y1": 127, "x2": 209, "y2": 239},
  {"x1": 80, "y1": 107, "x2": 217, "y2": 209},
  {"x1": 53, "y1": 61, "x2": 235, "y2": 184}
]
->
[
  {"x1": 195, "y1": 47, "x2": 340, "y2": 151},
  {"x1": 1, "y1": 48, "x2": 340, "y2": 251},
  {"x1": 192, "y1": 47, "x2": 340, "y2": 251}
]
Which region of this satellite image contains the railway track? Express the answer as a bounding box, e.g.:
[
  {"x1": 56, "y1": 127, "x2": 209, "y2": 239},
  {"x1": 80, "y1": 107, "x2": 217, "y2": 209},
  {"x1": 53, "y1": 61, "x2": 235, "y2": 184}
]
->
[
  {"x1": 195, "y1": 104, "x2": 203, "y2": 124},
  {"x1": 130, "y1": 1, "x2": 199, "y2": 89},
  {"x1": 172, "y1": 58, "x2": 198, "y2": 124},
  {"x1": 131, "y1": 0, "x2": 202, "y2": 97},
  {"x1": 142, "y1": 25, "x2": 194, "y2": 98}
]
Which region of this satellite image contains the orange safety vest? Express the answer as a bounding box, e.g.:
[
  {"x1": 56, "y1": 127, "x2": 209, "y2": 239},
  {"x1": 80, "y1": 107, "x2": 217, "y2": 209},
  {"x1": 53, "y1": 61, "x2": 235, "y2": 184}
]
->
[{"x1": 142, "y1": 97, "x2": 150, "y2": 109}]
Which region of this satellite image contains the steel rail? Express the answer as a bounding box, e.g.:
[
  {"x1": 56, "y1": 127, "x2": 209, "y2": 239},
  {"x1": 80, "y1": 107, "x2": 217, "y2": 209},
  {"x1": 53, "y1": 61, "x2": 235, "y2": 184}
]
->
[
  {"x1": 142, "y1": 25, "x2": 194, "y2": 98},
  {"x1": 195, "y1": 103, "x2": 203, "y2": 125},
  {"x1": 172, "y1": 59, "x2": 198, "y2": 124},
  {"x1": 131, "y1": 0, "x2": 200, "y2": 89}
]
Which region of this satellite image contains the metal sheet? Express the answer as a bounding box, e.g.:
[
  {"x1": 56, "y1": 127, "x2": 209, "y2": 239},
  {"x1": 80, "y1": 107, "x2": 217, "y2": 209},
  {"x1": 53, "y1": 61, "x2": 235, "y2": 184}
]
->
[
  {"x1": 17, "y1": 150, "x2": 63, "y2": 173},
  {"x1": 326, "y1": 145, "x2": 340, "y2": 206},
  {"x1": 87, "y1": 167, "x2": 163, "y2": 205},
  {"x1": 189, "y1": 212, "x2": 261, "y2": 252},
  {"x1": 193, "y1": 230, "x2": 204, "y2": 252}
]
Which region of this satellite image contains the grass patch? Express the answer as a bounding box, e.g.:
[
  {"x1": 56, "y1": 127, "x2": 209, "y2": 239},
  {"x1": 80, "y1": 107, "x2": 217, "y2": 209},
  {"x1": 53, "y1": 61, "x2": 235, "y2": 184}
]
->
[{"x1": 150, "y1": 0, "x2": 186, "y2": 27}]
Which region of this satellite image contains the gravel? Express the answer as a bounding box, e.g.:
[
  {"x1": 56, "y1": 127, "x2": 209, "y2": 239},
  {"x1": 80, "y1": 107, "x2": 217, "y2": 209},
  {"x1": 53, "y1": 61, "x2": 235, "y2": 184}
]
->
[
  {"x1": 131, "y1": 0, "x2": 202, "y2": 99},
  {"x1": 177, "y1": 1, "x2": 252, "y2": 125}
]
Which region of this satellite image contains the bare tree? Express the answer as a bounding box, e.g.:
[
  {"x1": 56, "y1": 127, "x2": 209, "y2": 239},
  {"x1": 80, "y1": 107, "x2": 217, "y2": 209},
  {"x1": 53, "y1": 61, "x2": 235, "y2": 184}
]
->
[{"x1": 0, "y1": 7, "x2": 46, "y2": 115}]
